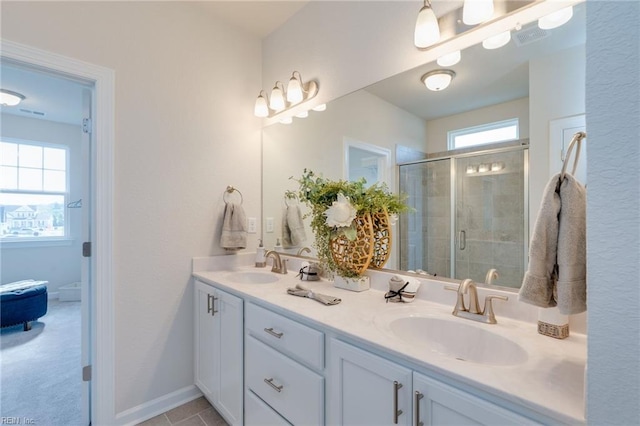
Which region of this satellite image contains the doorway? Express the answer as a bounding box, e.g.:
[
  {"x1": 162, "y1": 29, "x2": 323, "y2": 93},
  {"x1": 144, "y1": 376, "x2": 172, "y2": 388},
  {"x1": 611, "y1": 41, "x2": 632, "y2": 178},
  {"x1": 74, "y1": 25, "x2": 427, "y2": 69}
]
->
[
  {"x1": 1, "y1": 39, "x2": 115, "y2": 425},
  {"x1": 1, "y1": 58, "x2": 92, "y2": 425}
]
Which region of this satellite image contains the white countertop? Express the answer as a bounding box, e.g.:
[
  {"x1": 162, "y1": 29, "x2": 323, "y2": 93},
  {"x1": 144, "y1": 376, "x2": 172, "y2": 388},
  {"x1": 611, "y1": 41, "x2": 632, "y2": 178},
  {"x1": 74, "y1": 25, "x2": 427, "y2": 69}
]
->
[{"x1": 193, "y1": 254, "x2": 586, "y2": 424}]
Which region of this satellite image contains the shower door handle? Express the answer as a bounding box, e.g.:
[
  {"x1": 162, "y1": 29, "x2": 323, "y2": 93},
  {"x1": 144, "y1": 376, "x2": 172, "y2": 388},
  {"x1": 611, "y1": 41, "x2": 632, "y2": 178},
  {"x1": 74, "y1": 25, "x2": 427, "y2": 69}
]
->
[{"x1": 458, "y1": 230, "x2": 466, "y2": 251}]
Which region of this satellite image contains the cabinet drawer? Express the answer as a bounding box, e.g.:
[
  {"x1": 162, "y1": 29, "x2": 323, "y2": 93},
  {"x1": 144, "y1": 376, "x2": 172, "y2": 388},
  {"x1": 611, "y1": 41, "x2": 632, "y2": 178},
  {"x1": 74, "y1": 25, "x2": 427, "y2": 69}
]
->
[
  {"x1": 246, "y1": 302, "x2": 324, "y2": 370},
  {"x1": 246, "y1": 336, "x2": 324, "y2": 425},
  {"x1": 245, "y1": 390, "x2": 291, "y2": 426}
]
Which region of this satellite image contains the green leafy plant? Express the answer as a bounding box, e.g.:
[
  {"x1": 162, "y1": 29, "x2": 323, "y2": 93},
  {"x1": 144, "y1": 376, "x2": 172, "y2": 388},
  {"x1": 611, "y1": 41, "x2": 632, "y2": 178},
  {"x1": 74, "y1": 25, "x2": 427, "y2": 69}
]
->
[{"x1": 292, "y1": 169, "x2": 410, "y2": 278}]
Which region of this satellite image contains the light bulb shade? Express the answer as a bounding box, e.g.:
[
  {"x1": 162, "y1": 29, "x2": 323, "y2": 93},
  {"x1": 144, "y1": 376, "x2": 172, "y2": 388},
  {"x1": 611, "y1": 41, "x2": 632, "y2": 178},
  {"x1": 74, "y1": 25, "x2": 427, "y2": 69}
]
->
[
  {"x1": 538, "y1": 6, "x2": 573, "y2": 30},
  {"x1": 296, "y1": 110, "x2": 309, "y2": 118},
  {"x1": 254, "y1": 92, "x2": 269, "y2": 117},
  {"x1": 437, "y1": 50, "x2": 461, "y2": 67},
  {"x1": 287, "y1": 74, "x2": 304, "y2": 104},
  {"x1": 421, "y1": 70, "x2": 456, "y2": 91},
  {"x1": 482, "y1": 30, "x2": 511, "y2": 49},
  {"x1": 312, "y1": 103, "x2": 327, "y2": 112},
  {"x1": 0, "y1": 89, "x2": 25, "y2": 106},
  {"x1": 279, "y1": 117, "x2": 293, "y2": 124},
  {"x1": 269, "y1": 83, "x2": 286, "y2": 111},
  {"x1": 414, "y1": 4, "x2": 440, "y2": 48},
  {"x1": 462, "y1": 0, "x2": 494, "y2": 25}
]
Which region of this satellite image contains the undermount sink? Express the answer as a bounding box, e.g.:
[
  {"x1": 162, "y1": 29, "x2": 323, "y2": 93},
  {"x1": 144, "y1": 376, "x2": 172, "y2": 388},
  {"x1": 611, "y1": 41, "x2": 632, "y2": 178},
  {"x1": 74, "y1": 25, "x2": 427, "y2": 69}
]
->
[
  {"x1": 384, "y1": 315, "x2": 528, "y2": 366},
  {"x1": 225, "y1": 271, "x2": 279, "y2": 284}
]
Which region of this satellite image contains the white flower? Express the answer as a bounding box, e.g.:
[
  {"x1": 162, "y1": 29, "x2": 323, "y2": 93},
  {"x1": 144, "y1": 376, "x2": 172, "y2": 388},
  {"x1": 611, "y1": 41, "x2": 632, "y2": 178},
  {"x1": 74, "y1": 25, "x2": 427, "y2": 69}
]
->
[{"x1": 324, "y1": 193, "x2": 356, "y2": 228}]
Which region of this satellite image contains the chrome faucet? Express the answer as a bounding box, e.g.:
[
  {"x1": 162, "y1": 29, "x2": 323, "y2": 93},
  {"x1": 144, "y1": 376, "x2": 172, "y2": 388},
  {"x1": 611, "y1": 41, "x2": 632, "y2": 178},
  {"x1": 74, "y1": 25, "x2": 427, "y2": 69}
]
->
[
  {"x1": 445, "y1": 279, "x2": 508, "y2": 324},
  {"x1": 265, "y1": 250, "x2": 288, "y2": 274},
  {"x1": 296, "y1": 247, "x2": 311, "y2": 256},
  {"x1": 485, "y1": 268, "x2": 499, "y2": 285}
]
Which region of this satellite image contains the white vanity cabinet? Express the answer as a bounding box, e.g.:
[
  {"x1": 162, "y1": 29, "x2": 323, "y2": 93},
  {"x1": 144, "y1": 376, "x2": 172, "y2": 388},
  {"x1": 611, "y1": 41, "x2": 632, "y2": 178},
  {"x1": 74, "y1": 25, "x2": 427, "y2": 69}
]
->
[
  {"x1": 328, "y1": 339, "x2": 413, "y2": 425},
  {"x1": 329, "y1": 339, "x2": 539, "y2": 426},
  {"x1": 194, "y1": 280, "x2": 243, "y2": 425},
  {"x1": 413, "y1": 372, "x2": 540, "y2": 426},
  {"x1": 244, "y1": 302, "x2": 325, "y2": 425}
]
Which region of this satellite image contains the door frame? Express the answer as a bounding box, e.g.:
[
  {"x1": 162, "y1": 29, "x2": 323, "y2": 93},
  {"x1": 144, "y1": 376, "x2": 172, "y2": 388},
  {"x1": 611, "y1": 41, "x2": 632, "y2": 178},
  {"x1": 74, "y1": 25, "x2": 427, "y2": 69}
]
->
[{"x1": 1, "y1": 39, "x2": 116, "y2": 425}]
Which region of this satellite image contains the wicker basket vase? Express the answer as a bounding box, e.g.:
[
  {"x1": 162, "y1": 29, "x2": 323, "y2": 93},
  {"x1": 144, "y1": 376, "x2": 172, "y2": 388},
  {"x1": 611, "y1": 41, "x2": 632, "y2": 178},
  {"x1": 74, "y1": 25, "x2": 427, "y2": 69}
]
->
[
  {"x1": 370, "y1": 209, "x2": 392, "y2": 269},
  {"x1": 329, "y1": 212, "x2": 375, "y2": 277}
]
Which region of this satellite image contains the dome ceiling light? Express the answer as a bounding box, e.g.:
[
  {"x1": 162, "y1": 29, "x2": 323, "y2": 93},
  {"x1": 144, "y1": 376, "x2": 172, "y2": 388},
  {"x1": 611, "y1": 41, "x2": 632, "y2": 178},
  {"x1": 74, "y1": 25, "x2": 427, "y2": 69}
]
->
[{"x1": 421, "y1": 69, "x2": 456, "y2": 92}]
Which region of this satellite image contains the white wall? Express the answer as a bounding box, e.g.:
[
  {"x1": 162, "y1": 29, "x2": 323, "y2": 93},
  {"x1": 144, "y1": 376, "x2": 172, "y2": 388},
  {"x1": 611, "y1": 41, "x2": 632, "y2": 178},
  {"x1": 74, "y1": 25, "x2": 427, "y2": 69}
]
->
[
  {"x1": 0, "y1": 114, "x2": 83, "y2": 295},
  {"x1": 586, "y1": 0, "x2": 640, "y2": 423},
  {"x1": 264, "y1": 0, "x2": 639, "y2": 422},
  {"x1": 1, "y1": 1, "x2": 262, "y2": 416},
  {"x1": 425, "y1": 97, "x2": 530, "y2": 152}
]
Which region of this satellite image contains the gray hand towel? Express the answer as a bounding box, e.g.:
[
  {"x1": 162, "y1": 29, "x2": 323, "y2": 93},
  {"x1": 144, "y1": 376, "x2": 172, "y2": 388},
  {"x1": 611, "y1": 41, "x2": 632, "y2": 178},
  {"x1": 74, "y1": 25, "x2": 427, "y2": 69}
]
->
[
  {"x1": 220, "y1": 202, "x2": 247, "y2": 250},
  {"x1": 287, "y1": 283, "x2": 341, "y2": 305},
  {"x1": 519, "y1": 173, "x2": 586, "y2": 314},
  {"x1": 282, "y1": 204, "x2": 307, "y2": 248}
]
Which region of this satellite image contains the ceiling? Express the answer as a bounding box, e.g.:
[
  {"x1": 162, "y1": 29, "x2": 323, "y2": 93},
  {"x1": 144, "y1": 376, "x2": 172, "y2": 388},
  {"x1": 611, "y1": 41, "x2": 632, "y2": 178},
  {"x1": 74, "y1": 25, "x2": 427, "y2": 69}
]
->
[{"x1": 0, "y1": 1, "x2": 584, "y2": 126}]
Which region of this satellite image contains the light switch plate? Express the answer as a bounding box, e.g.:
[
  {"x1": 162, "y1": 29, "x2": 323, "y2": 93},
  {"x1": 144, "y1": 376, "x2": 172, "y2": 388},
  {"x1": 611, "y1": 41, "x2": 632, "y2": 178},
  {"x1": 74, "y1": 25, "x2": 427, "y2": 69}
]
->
[
  {"x1": 247, "y1": 217, "x2": 257, "y2": 233},
  {"x1": 266, "y1": 217, "x2": 274, "y2": 233}
]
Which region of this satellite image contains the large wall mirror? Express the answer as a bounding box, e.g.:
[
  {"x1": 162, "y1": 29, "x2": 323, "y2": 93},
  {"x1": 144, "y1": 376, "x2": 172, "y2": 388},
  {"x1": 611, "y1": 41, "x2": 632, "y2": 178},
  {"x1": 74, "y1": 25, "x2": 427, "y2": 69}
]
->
[{"x1": 262, "y1": 1, "x2": 585, "y2": 290}]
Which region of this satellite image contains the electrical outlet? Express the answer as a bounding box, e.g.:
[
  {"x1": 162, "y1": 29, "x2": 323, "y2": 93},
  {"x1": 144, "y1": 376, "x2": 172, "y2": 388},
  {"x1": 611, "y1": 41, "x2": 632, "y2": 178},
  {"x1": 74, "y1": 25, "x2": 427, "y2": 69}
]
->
[
  {"x1": 247, "y1": 217, "x2": 257, "y2": 234},
  {"x1": 266, "y1": 217, "x2": 274, "y2": 233}
]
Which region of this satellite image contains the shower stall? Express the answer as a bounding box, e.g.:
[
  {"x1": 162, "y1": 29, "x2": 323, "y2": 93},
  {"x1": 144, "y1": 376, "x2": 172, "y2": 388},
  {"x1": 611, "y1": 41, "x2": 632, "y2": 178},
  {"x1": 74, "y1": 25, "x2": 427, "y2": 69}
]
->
[{"x1": 398, "y1": 141, "x2": 528, "y2": 288}]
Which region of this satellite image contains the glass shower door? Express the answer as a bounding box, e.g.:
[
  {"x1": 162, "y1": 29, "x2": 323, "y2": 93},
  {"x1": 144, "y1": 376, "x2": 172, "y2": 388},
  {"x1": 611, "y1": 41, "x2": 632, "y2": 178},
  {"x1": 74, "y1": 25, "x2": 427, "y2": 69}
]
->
[{"x1": 454, "y1": 150, "x2": 526, "y2": 287}]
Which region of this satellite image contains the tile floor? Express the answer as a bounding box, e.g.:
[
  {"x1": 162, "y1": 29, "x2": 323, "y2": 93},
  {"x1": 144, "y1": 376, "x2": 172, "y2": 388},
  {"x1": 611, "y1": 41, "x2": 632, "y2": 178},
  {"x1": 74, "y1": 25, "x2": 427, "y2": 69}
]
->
[{"x1": 137, "y1": 396, "x2": 228, "y2": 426}]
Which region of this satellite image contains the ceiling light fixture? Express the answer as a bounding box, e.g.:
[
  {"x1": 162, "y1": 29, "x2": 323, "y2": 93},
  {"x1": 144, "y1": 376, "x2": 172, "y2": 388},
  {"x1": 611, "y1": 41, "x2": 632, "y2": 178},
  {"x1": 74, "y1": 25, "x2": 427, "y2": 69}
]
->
[
  {"x1": 254, "y1": 71, "x2": 320, "y2": 120},
  {"x1": 538, "y1": 6, "x2": 573, "y2": 30},
  {"x1": 482, "y1": 30, "x2": 511, "y2": 49},
  {"x1": 421, "y1": 69, "x2": 456, "y2": 92},
  {"x1": 414, "y1": 0, "x2": 440, "y2": 49},
  {"x1": 437, "y1": 50, "x2": 461, "y2": 67},
  {"x1": 462, "y1": 0, "x2": 494, "y2": 26},
  {"x1": 0, "y1": 89, "x2": 26, "y2": 106}
]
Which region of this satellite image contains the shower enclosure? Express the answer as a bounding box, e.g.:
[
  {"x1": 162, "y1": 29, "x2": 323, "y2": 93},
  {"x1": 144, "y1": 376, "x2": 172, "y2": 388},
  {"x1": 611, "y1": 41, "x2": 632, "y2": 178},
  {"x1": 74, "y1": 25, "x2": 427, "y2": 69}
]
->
[{"x1": 399, "y1": 142, "x2": 528, "y2": 288}]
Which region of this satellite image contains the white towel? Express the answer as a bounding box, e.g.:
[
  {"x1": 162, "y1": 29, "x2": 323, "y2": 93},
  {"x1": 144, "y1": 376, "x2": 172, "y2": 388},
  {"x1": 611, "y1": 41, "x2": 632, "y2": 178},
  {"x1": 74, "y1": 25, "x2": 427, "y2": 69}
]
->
[
  {"x1": 519, "y1": 173, "x2": 586, "y2": 314},
  {"x1": 220, "y1": 202, "x2": 247, "y2": 250},
  {"x1": 282, "y1": 204, "x2": 307, "y2": 248}
]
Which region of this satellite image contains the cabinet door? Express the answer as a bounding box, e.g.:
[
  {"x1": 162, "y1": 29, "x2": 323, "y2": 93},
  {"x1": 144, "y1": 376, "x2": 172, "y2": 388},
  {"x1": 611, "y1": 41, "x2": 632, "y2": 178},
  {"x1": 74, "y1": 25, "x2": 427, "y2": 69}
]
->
[
  {"x1": 194, "y1": 281, "x2": 216, "y2": 399},
  {"x1": 413, "y1": 372, "x2": 539, "y2": 426},
  {"x1": 194, "y1": 281, "x2": 244, "y2": 425},
  {"x1": 328, "y1": 339, "x2": 412, "y2": 426}
]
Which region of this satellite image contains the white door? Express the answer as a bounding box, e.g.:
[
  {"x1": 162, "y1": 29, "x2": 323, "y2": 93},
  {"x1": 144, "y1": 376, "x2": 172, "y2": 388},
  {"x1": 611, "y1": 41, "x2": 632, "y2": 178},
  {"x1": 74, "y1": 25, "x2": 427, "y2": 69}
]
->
[{"x1": 328, "y1": 339, "x2": 412, "y2": 426}]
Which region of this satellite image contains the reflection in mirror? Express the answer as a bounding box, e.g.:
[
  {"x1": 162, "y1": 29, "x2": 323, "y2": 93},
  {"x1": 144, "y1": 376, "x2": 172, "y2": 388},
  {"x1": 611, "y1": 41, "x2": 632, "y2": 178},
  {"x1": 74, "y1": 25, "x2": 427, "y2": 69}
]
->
[{"x1": 262, "y1": 2, "x2": 585, "y2": 290}]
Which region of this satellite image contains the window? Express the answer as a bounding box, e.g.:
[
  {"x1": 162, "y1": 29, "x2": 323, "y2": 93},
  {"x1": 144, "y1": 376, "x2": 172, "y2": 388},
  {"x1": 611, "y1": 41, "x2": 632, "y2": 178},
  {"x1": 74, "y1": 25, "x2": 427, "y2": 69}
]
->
[
  {"x1": 448, "y1": 118, "x2": 519, "y2": 150},
  {"x1": 1, "y1": 140, "x2": 68, "y2": 240}
]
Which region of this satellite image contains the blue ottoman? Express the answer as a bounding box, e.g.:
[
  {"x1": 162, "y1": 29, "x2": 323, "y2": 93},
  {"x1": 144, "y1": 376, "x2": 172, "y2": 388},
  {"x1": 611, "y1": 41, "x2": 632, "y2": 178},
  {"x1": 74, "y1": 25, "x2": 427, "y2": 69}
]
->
[{"x1": 1, "y1": 282, "x2": 48, "y2": 331}]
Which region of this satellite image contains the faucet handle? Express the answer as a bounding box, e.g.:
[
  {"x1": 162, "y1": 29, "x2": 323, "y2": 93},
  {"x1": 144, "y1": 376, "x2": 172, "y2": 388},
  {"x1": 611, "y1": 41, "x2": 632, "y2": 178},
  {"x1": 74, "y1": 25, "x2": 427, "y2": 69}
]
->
[
  {"x1": 281, "y1": 258, "x2": 288, "y2": 274},
  {"x1": 483, "y1": 295, "x2": 508, "y2": 324},
  {"x1": 444, "y1": 284, "x2": 466, "y2": 313}
]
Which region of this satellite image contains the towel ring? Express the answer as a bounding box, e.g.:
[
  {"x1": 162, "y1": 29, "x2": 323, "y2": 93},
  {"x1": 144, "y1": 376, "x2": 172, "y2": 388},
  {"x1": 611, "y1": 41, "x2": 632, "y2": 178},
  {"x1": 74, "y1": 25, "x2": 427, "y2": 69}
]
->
[
  {"x1": 560, "y1": 131, "x2": 587, "y2": 181},
  {"x1": 224, "y1": 186, "x2": 243, "y2": 204}
]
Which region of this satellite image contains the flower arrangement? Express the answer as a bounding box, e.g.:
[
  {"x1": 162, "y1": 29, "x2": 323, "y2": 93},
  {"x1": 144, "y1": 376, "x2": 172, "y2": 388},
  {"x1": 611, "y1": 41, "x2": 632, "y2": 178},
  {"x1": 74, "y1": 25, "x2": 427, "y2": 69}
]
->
[{"x1": 293, "y1": 169, "x2": 409, "y2": 278}]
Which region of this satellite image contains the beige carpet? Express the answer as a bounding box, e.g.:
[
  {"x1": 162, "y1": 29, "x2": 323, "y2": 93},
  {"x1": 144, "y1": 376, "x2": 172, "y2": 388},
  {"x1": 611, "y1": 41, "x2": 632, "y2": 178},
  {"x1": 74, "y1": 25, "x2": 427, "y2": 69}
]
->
[{"x1": 1, "y1": 299, "x2": 83, "y2": 425}]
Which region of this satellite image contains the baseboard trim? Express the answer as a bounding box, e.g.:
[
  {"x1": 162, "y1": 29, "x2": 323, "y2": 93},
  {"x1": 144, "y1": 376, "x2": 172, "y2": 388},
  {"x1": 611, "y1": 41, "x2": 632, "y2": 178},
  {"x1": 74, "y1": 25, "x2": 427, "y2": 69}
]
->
[{"x1": 115, "y1": 385, "x2": 203, "y2": 426}]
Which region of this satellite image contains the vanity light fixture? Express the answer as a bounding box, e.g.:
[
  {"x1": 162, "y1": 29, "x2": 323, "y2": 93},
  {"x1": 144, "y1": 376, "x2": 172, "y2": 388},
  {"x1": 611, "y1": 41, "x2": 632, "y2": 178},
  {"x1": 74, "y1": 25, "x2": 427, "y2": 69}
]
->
[
  {"x1": 478, "y1": 163, "x2": 490, "y2": 173},
  {"x1": 482, "y1": 30, "x2": 511, "y2": 49},
  {"x1": 269, "y1": 81, "x2": 286, "y2": 112},
  {"x1": 466, "y1": 165, "x2": 478, "y2": 174},
  {"x1": 0, "y1": 89, "x2": 25, "y2": 106},
  {"x1": 538, "y1": 5, "x2": 573, "y2": 30},
  {"x1": 491, "y1": 161, "x2": 504, "y2": 172},
  {"x1": 414, "y1": 0, "x2": 440, "y2": 48},
  {"x1": 421, "y1": 69, "x2": 456, "y2": 92},
  {"x1": 462, "y1": 0, "x2": 494, "y2": 26},
  {"x1": 437, "y1": 50, "x2": 461, "y2": 67},
  {"x1": 254, "y1": 71, "x2": 320, "y2": 119}
]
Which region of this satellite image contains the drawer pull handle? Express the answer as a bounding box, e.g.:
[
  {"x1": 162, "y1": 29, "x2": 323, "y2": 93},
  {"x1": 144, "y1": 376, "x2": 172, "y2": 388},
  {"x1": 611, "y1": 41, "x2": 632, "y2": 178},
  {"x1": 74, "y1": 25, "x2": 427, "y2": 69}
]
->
[
  {"x1": 264, "y1": 327, "x2": 284, "y2": 338},
  {"x1": 415, "y1": 391, "x2": 424, "y2": 426},
  {"x1": 393, "y1": 381, "x2": 403, "y2": 424},
  {"x1": 264, "y1": 377, "x2": 283, "y2": 393}
]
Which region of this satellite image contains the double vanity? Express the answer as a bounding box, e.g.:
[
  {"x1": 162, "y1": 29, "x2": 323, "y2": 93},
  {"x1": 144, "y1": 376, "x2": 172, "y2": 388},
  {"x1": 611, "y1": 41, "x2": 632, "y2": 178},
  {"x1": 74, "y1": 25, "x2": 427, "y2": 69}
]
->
[{"x1": 192, "y1": 253, "x2": 586, "y2": 425}]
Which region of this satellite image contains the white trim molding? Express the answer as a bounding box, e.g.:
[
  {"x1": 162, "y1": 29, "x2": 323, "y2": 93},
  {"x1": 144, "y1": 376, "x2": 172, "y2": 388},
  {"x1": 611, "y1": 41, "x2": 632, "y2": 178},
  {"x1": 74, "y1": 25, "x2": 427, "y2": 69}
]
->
[
  {"x1": 1, "y1": 39, "x2": 116, "y2": 425},
  {"x1": 115, "y1": 385, "x2": 203, "y2": 426}
]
